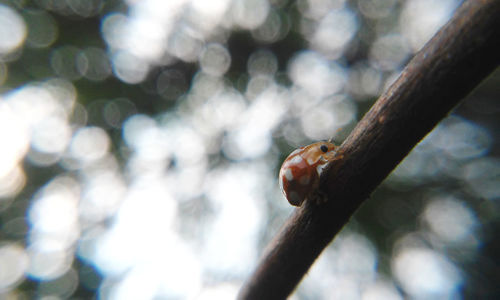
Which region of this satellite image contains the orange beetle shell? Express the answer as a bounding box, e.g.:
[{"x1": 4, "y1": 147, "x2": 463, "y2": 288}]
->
[{"x1": 279, "y1": 142, "x2": 338, "y2": 206}]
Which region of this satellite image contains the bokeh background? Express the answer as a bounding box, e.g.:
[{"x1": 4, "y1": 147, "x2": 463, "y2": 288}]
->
[{"x1": 0, "y1": 0, "x2": 498, "y2": 299}]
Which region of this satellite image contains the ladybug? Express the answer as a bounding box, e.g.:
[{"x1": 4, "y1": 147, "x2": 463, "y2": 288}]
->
[{"x1": 279, "y1": 141, "x2": 341, "y2": 207}]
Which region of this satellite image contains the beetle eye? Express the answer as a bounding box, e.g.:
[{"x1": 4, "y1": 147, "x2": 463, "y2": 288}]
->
[{"x1": 320, "y1": 144, "x2": 328, "y2": 153}]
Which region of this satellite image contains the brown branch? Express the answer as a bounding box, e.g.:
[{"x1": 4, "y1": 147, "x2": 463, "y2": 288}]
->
[{"x1": 238, "y1": 0, "x2": 500, "y2": 299}]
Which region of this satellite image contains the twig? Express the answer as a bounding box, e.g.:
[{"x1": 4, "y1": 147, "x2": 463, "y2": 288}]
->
[{"x1": 238, "y1": 0, "x2": 500, "y2": 299}]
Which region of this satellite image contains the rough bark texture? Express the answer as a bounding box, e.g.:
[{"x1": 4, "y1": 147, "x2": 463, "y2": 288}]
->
[{"x1": 238, "y1": 0, "x2": 500, "y2": 299}]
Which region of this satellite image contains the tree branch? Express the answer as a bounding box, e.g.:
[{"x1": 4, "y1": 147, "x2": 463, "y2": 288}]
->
[{"x1": 238, "y1": 0, "x2": 500, "y2": 299}]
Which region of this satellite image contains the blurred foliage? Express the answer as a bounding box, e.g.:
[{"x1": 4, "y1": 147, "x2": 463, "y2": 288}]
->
[{"x1": 0, "y1": 0, "x2": 498, "y2": 299}]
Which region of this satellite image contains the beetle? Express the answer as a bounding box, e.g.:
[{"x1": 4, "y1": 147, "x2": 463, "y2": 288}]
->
[{"x1": 279, "y1": 141, "x2": 341, "y2": 206}]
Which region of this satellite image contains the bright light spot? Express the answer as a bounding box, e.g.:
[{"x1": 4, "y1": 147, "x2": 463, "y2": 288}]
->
[
  {"x1": 300, "y1": 95, "x2": 356, "y2": 140},
  {"x1": 370, "y1": 34, "x2": 410, "y2": 71},
  {"x1": 362, "y1": 279, "x2": 402, "y2": 300},
  {"x1": 123, "y1": 114, "x2": 171, "y2": 165},
  {"x1": 0, "y1": 5, "x2": 26, "y2": 55},
  {"x1": 26, "y1": 247, "x2": 73, "y2": 281},
  {"x1": 111, "y1": 51, "x2": 149, "y2": 84},
  {"x1": 162, "y1": 124, "x2": 206, "y2": 166},
  {"x1": 86, "y1": 228, "x2": 135, "y2": 276},
  {"x1": 26, "y1": 177, "x2": 80, "y2": 282},
  {"x1": 197, "y1": 89, "x2": 247, "y2": 132},
  {"x1": 69, "y1": 127, "x2": 110, "y2": 163},
  {"x1": 199, "y1": 43, "x2": 231, "y2": 76},
  {"x1": 125, "y1": 18, "x2": 168, "y2": 61},
  {"x1": 100, "y1": 0, "x2": 254, "y2": 81},
  {"x1": 0, "y1": 102, "x2": 29, "y2": 178},
  {"x1": 123, "y1": 114, "x2": 157, "y2": 149},
  {"x1": 169, "y1": 28, "x2": 204, "y2": 62},
  {"x1": 28, "y1": 176, "x2": 80, "y2": 242},
  {"x1": 106, "y1": 241, "x2": 201, "y2": 299},
  {"x1": 203, "y1": 165, "x2": 265, "y2": 275},
  {"x1": 232, "y1": 0, "x2": 270, "y2": 29},
  {"x1": 310, "y1": 8, "x2": 358, "y2": 57},
  {"x1": 289, "y1": 51, "x2": 347, "y2": 97},
  {"x1": 392, "y1": 115, "x2": 493, "y2": 185},
  {"x1": 102, "y1": 0, "x2": 217, "y2": 82},
  {"x1": 190, "y1": 0, "x2": 231, "y2": 27},
  {"x1": 463, "y1": 157, "x2": 500, "y2": 200},
  {"x1": 246, "y1": 75, "x2": 276, "y2": 99},
  {"x1": 90, "y1": 178, "x2": 178, "y2": 276},
  {"x1": 31, "y1": 116, "x2": 71, "y2": 154},
  {"x1": 0, "y1": 243, "x2": 29, "y2": 291},
  {"x1": 167, "y1": 164, "x2": 206, "y2": 201},
  {"x1": 389, "y1": 147, "x2": 436, "y2": 184},
  {"x1": 101, "y1": 13, "x2": 128, "y2": 49},
  {"x1": 0, "y1": 164, "x2": 26, "y2": 198},
  {"x1": 334, "y1": 233, "x2": 377, "y2": 278},
  {"x1": 348, "y1": 62, "x2": 383, "y2": 98},
  {"x1": 197, "y1": 283, "x2": 239, "y2": 300},
  {"x1": 392, "y1": 247, "x2": 463, "y2": 298},
  {"x1": 80, "y1": 172, "x2": 126, "y2": 224},
  {"x1": 427, "y1": 116, "x2": 492, "y2": 160},
  {"x1": 251, "y1": 9, "x2": 287, "y2": 43},
  {"x1": 423, "y1": 196, "x2": 478, "y2": 244},
  {"x1": 225, "y1": 126, "x2": 271, "y2": 160},
  {"x1": 301, "y1": 232, "x2": 377, "y2": 299},
  {"x1": 189, "y1": 72, "x2": 225, "y2": 101},
  {"x1": 400, "y1": 0, "x2": 459, "y2": 51},
  {"x1": 43, "y1": 78, "x2": 78, "y2": 115},
  {"x1": 5, "y1": 82, "x2": 75, "y2": 127},
  {"x1": 117, "y1": 1, "x2": 186, "y2": 62},
  {"x1": 223, "y1": 89, "x2": 287, "y2": 160},
  {"x1": 0, "y1": 80, "x2": 76, "y2": 192}
]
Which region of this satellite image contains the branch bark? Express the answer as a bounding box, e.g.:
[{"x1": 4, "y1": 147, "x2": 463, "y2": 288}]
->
[{"x1": 238, "y1": 0, "x2": 500, "y2": 299}]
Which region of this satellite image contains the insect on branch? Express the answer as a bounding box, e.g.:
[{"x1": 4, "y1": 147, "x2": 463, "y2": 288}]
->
[{"x1": 238, "y1": 0, "x2": 500, "y2": 299}]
